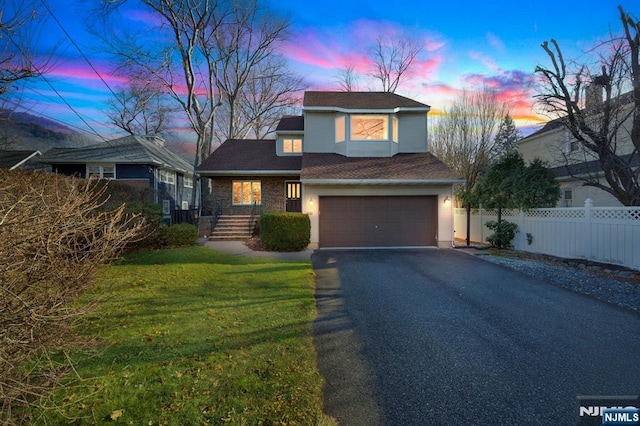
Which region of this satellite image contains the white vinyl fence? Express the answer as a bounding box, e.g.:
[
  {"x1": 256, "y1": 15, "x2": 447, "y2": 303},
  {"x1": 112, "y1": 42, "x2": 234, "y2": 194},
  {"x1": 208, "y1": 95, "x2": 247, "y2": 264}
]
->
[{"x1": 454, "y1": 199, "x2": 640, "y2": 271}]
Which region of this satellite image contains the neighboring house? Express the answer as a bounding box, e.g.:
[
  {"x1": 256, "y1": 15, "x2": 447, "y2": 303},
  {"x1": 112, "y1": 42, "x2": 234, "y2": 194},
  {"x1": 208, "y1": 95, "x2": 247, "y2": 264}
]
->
[
  {"x1": 197, "y1": 91, "x2": 463, "y2": 249},
  {"x1": 39, "y1": 134, "x2": 196, "y2": 215},
  {"x1": 0, "y1": 150, "x2": 43, "y2": 170},
  {"x1": 518, "y1": 89, "x2": 636, "y2": 207}
]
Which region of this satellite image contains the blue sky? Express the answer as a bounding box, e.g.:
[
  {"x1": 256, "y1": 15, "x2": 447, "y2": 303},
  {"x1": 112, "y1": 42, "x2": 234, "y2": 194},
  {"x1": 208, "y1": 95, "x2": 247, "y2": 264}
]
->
[{"x1": 9, "y1": 0, "x2": 640, "y2": 142}]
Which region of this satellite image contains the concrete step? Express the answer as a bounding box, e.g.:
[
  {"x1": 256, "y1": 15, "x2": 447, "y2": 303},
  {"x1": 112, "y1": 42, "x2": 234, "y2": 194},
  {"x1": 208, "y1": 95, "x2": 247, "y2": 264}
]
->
[{"x1": 209, "y1": 215, "x2": 256, "y2": 241}]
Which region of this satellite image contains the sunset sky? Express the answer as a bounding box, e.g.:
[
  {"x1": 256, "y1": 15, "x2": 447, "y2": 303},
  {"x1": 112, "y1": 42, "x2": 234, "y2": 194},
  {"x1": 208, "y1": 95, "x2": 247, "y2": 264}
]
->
[{"x1": 9, "y1": 0, "x2": 640, "y2": 143}]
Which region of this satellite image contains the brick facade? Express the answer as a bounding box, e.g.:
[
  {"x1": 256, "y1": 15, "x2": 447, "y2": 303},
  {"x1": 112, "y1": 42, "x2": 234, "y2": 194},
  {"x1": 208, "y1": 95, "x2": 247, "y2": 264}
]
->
[{"x1": 208, "y1": 176, "x2": 300, "y2": 215}]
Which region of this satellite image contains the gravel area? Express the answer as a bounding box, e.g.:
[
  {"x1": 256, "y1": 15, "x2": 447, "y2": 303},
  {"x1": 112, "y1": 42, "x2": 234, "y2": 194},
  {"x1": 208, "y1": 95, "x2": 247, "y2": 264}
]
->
[{"x1": 461, "y1": 248, "x2": 640, "y2": 313}]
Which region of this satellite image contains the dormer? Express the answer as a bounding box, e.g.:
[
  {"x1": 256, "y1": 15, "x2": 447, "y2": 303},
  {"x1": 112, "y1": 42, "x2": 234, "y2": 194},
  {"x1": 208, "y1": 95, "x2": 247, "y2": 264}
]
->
[
  {"x1": 275, "y1": 116, "x2": 304, "y2": 156},
  {"x1": 302, "y1": 91, "x2": 431, "y2": 157}
]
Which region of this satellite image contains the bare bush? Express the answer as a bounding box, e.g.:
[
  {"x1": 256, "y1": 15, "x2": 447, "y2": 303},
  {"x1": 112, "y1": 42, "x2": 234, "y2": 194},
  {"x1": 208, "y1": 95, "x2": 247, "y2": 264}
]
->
[{"x1": 0, "y1": 170, "x2": 143, "y2": 423}]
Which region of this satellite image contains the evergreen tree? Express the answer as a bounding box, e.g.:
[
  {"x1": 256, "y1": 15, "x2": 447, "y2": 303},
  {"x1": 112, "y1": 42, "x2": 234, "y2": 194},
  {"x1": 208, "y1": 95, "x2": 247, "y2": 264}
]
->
[{"x1": 493, "y1": 114, "x2": 520, "y2": 159}]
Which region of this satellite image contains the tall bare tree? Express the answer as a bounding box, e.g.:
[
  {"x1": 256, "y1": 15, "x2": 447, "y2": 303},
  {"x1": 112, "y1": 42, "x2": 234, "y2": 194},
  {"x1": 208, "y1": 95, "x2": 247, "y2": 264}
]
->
[
  {"x1": 232, "y1": 58, "x2": 305, "y2": 140},
  {"x1": 105, "y1": 83, "x2": 174, "y2": 136},
  {"x1": 213, "y1": 0, "x2": 301, "y2": 140},
  {"x1": 430, "y1": 87, "x2": 507, "y2": 245},
  {"x1": 334, "y1": 64, "x2": 360, "y2": 92},
  {"x1": 535, "y1": 6, "x2": 640, "y2": 205},
  {"x1": 370, "y1": 33, "x2": 422, "y2": 93},
  {"x1": 0, "y1": 1, "x2": 51, "y2": 95},
  {"x1": 95, "y1": 0, "x2": 232, "y2": 168},
  {"x1": 430, "y1": 87, "x2": 507, "y2": 195}
]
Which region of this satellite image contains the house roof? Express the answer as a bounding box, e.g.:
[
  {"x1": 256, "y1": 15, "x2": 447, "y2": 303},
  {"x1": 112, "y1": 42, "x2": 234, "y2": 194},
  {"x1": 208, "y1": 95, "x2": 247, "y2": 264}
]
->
[
  {"x1": 0, "y1": 150, "x2": 42, "y2": 169},
  {"x1": 196, "y1": 139, "x2": 302, "y2": 175},
  {"x1": 300, "y1": 152, "x2": 463, "y2": 183},
  {"x1": 303, "y1": 91, "x2": 431, "y2": 111},
  {"x1": 549, "y1": 153, "x2": 639, "y2": 178},
  {"x1": 275, "y1": 116, "x2": 304, "y2": 132},
  {"x1": 39, "y1": 135, "x2": 193, "y2": 174}
]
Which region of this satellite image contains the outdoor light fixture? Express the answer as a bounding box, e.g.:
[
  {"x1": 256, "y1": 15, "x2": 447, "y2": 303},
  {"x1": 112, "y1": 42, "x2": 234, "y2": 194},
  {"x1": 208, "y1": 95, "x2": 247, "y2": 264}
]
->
[
  {"x1": 443, "y1": 196, "x2": 450, "y2": 206},
  {"x1": 308, "y1": 197, "x2": 314, "y2": 205}
]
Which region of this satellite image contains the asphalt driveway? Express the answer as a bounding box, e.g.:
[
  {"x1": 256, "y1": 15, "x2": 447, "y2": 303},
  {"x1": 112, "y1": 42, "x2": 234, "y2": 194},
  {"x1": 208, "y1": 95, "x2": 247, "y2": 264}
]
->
[{"x1": 312, "y1": 249, "x2": 640, "y2": 425}]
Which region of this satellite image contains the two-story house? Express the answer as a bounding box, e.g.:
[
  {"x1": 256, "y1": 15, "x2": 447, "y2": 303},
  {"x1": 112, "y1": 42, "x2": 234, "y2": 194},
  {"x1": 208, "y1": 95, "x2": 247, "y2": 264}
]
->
[
  {"x1": 197, "y1": 91, "x2": 463, "y2": 249},
  {"x1": 40, "y1": 134, "x2": 196, "y2": 218},
  {"x1": 518, "y1": 88, "x2": 637, "y2": 207}
]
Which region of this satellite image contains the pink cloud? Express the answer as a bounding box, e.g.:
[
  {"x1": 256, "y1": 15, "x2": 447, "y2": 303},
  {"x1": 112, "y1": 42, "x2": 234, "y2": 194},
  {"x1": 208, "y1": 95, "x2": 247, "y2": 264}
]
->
[
  {"x1": 486, "y1": 32, "x2": 506, "y2": 52},
  {"x1": 468, "y1": 51, "x2": 499, "y2": 72}
]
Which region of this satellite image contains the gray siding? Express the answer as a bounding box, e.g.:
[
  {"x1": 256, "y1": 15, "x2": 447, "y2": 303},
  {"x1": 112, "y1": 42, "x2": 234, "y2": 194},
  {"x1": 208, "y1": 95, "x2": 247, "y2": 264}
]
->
[
  {"x1": 303, "y1": 111, "x2": 427, "y2": 156},
  {"x1": 398, "y1": 114, "x2": 427, "y2": 153},
  {"x1": 304, "y1": 112, "x2": 336, "y2": 153}
]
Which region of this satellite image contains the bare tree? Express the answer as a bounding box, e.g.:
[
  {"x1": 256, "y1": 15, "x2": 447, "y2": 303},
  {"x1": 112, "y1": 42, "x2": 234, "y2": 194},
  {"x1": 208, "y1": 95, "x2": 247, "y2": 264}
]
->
[
  {"x1": 535, "y1": 6, "x2": 640, "y2": 205},
  {"x1": 95, "y1": 0, "x2": 232, "y2": 169},
  {"x1": 214, "y1": 0, "x2": 299, "y2": 140},
  {"x1": 0, "y1": 1, "x2": 51, "y2": 95},
  {"x1": 430, "y1": 88, "x2": 507, "y2": 194},
  {"x1": 370, "y1": 33, "x2": 422, "y2": 93},
  {"x1": 334, "y1": 64, "x2": 360, "y2": 92},
  {"x1": 217, "y1": 58, "x2": 305, "y2": 141},
  {"x1": 105, "y1": 83, "x2": 174, "y2": 136},
  {"x1": 430, "y1": 87, "x2": 507, "y2": 245}
]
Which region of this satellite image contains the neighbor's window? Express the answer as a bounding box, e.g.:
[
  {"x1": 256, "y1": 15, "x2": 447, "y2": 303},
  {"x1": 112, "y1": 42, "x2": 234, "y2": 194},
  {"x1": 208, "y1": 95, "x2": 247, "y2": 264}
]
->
[
  {"x1": 233, "y1": 180, "x2": 261, "y2": 205},
  {"x1": 183, "y1": 175, "x2": 193, "y2": 188},
  {"x1": 392, "y1": 116, "x2": 398, "y2": 143},
  {"x1": 562, "y1": 189, "x2": 573, "y2": 207},
  {"x1": 350, "y1": 115, "x2": 388, "y2": 140},
  {"x1": 87, "y1": 164, "x2": 115, "y2": 179},
  {"x1": 335, "y1": 115, "x2": 345, "y2": 143},
  {"x1": 160, "y1": 169, "x2": 175, "y2": 184},
  {"x1": 283, "y1": 138, "x2": 302, "y2": 153}
]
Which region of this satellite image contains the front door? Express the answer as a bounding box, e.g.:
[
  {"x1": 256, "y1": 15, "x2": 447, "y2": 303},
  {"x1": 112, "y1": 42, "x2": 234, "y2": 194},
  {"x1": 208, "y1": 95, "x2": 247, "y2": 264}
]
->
[{"x1": 285, "y1": 181, "x2": 302, "y2": 212}]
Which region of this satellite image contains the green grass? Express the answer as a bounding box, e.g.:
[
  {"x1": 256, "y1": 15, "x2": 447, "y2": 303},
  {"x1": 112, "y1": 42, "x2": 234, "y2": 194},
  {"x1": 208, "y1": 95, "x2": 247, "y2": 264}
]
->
[{"x1": 32, "y1": 247, "x2": 331, "y2": 425}]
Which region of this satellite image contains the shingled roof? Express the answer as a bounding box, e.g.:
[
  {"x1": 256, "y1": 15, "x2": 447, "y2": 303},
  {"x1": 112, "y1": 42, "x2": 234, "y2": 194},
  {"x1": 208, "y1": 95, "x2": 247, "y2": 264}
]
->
[
  {"x1": 303, "y1": 91, "x2": 430, "y2": 111},
  {"x1": 0, "y1": 150, "x2": 41, "y2": 170},
  {"x1": 40, "y1": 135, "x2": 193, "y2": 174},
  {"x1": 300, "y1": 152, "x2": 462, "y2": 182},
  {"x1": 275, "y1": 116, "x2": 304, "y2": 132},
  {"x1": 196, "y1": 139, "x2": 302, "y2": 175}
]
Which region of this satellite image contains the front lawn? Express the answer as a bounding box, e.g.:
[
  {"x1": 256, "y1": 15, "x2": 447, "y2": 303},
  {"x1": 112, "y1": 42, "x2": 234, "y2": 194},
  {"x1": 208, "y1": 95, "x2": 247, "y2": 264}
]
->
[{"x1": 33, "y1": 247, "x2": 331, "y2": 425}]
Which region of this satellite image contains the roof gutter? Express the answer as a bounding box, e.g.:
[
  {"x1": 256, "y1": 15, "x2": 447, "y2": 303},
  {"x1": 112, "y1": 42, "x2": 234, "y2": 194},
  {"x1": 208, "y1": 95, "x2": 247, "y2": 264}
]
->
[
  {"x1": 197, "y1": 170, "x2": 301, "y2": 176},
  {"x1": 10, "y1": 150, "x2": 42, "y2": 170},
  {"x1": 303, "y1": 106, "x2": 431, "y2": 114},
  {"x1": 301, "y1": 178, "x2": 465, "y2": 185}
]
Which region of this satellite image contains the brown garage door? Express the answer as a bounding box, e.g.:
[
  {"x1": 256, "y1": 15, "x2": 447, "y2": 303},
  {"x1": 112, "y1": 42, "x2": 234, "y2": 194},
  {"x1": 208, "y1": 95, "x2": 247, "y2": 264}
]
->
[{"x1": 319, "y1": 196, "x2": 437, "y2": 248}]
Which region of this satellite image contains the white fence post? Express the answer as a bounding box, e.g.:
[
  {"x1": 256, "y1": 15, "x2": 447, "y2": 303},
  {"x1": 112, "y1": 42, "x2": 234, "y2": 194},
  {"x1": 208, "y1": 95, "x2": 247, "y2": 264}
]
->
[{"x1": 584, "y1": 198, "x2": 593, "y2": 260}]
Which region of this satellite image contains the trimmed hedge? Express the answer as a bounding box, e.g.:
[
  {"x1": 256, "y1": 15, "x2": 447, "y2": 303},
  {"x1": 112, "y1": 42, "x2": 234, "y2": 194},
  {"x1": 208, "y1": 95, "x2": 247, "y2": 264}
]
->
[
  {"x1": 259, "y1": 213, "x2": 311, "y2": 252},
  {"x1": 166, "y1": 223, "x2": 199, "y2": 246}
]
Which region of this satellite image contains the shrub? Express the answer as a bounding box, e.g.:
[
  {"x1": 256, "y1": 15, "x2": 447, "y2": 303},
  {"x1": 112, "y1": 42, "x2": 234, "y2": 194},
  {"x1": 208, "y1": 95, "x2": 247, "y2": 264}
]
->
[
  {"x1": 0, "y1": 170, "x2": 143, "y2": 423},
  {"x1": 260, "y1": 213, "x2": 310, "y2": 252},
  {"x1": 122, "y1": 202, "x2": 167, "y2": 251},
  {"x1": 166, "y1": 223, "x2": 199, "y2": 246},
  {"x1": 485, "y1": 220, "x2": 518, "y2": 249}
]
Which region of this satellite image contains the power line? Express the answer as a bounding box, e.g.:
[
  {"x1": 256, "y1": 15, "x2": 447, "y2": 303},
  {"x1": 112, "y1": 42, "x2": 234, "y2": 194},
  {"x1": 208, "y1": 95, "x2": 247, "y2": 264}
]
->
[{"x1": 39, "y1": 0, "x2": 120, "y2": 101}]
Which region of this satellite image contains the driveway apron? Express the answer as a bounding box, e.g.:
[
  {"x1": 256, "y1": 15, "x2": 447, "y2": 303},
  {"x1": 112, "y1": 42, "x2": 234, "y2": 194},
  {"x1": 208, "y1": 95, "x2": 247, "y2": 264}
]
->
[{"x1": 312, "y1": 249, "x2": 640, "y2": 425}]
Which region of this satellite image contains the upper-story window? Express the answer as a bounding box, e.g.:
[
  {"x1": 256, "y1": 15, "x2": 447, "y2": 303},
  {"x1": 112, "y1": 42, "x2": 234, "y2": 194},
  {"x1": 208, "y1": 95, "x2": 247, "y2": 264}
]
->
[
  {"x1": 392, "y1": 117, "x2": 398, "y2": 143},
  {"x1": 87, "y1": 164, "x2": 115, "y2": 179},
  {"x1": 183, "y1": 175, "x2": 194, "y2": 188},
  {"x1": 160, "y1": 169, "x2": 175, "y2": 184},
  {"x1": 350, "y1": 115, "x2": 388, "y2": 140},
  {"x1": 283, "y1": 138, "x2": 302, "y2": 153},
  {"x1": 335, "y1": 116, "x2": 345, "y2": 143}
]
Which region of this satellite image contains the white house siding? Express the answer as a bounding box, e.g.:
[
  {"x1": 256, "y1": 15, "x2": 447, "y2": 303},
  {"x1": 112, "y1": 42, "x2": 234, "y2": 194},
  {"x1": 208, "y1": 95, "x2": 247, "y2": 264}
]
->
[{"x1": 303, "y1": 183, "x2": 454, "y2": 249}]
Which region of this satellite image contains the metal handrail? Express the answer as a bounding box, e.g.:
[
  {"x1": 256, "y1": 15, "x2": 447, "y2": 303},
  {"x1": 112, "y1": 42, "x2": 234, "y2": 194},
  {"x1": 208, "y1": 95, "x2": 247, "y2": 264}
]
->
[{"x1": 211, "y1": 203, "x2": 222, "y2": 231}]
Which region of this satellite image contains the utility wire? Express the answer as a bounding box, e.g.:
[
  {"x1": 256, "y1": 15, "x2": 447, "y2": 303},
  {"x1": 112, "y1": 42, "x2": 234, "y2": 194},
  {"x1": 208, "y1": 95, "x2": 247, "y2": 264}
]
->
[{"x1": 39, "y1": 0, "x2": 120, "y2": 101}]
